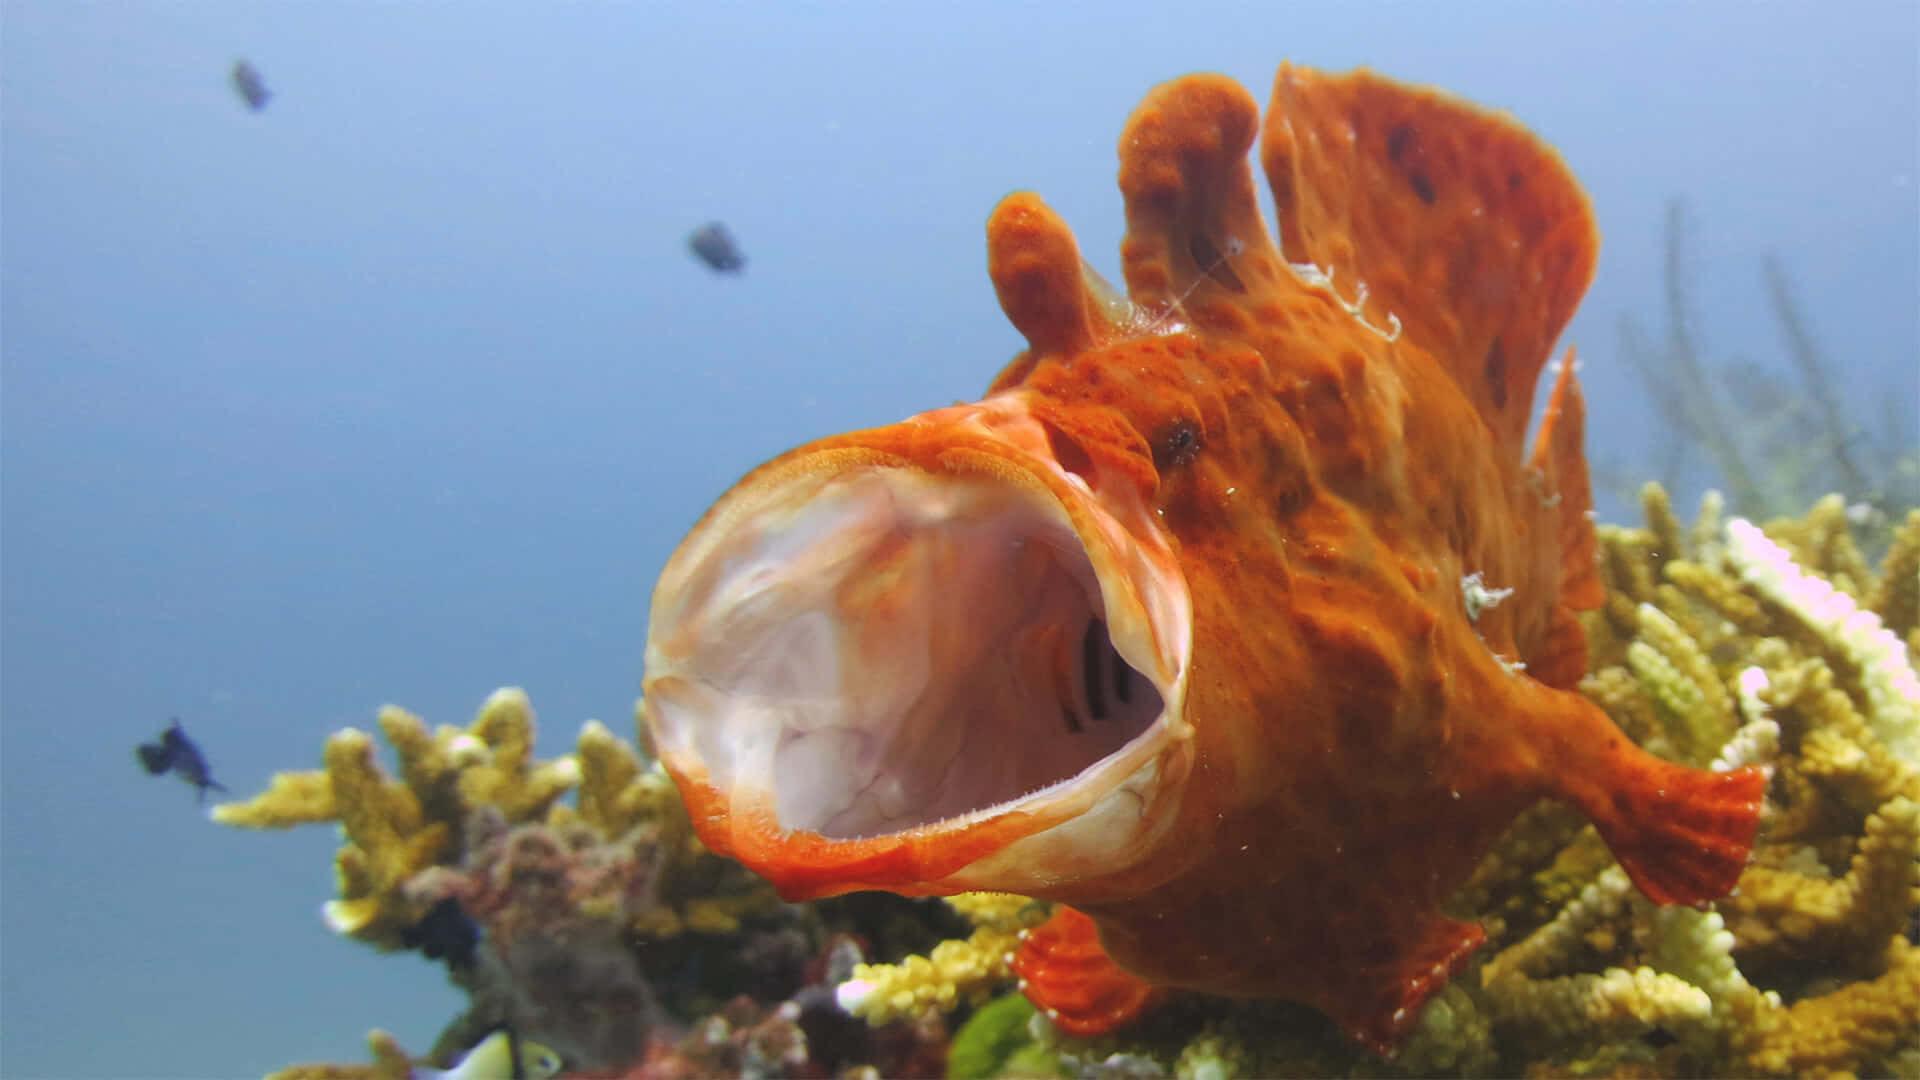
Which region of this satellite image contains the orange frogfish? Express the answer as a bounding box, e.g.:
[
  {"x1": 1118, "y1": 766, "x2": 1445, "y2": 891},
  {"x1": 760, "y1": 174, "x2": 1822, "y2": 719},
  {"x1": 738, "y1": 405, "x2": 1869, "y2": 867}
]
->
[{"x1": 641, "y1": 63, "x2": 1767, "y2": 1054}]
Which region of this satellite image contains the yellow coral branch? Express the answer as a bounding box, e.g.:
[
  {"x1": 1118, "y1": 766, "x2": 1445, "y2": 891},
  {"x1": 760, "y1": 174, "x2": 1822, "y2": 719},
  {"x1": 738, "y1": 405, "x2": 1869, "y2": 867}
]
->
[
  {"x1": 1742, "y1": 938, "x2": 1920, "y2": 1078},
  {"x1": 214, "y1": 689, "x2": 584, "y2": 946},
  {"x1": 1727, "y1": 517, "x2": 1920, "y2": 761},
  {"x1": 835, "y1": 893, "x2": 1041, "y2": 1026}
]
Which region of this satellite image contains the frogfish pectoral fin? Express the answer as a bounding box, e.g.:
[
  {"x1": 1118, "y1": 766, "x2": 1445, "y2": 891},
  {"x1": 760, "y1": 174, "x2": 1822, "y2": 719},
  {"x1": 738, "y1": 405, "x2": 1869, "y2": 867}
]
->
[{"x1": 1010, "y1": 906, "x2": 1168, "y2": 1036}]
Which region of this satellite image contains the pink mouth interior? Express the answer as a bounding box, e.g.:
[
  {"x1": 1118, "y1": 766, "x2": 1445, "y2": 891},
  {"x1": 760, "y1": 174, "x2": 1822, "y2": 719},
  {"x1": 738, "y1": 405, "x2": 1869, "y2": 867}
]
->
[{"x1": 647, "y1": 467, "x2": 1165, "y2": 840}]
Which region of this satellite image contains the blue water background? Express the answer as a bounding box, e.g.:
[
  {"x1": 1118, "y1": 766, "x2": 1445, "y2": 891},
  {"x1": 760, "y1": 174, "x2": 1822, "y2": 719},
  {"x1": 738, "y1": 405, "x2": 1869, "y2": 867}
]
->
[{"x1": 3, "y1": 3, "x2": 1914, "y2": 1076}]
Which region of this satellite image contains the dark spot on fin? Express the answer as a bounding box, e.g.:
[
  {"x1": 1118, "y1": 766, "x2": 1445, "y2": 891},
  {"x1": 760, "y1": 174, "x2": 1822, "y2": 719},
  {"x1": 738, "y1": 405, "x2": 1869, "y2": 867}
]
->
[
  {"x1": 1484, "y1": 337, "x2": 1508, "y2": 410},
  {"x1": 1386, "y1": 122, "x2": 1433, "y2": 204},
  {"x1": 1187, "y1": 232, "x2": 1246, "y2": 293},
  {"x1": 1386, "y1": 121, "x2": 1415, "y2": 164}
]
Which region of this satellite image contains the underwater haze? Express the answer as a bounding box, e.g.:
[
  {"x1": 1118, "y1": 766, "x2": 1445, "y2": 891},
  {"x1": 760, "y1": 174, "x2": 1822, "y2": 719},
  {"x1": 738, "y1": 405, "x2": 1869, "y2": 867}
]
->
[{"x1": 2, "y1": 2, "x2": 1914, "y2": 1076}]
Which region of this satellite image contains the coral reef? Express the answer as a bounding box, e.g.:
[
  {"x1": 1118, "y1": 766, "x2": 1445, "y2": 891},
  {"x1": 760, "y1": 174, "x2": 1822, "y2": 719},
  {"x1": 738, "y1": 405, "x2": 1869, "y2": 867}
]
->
[
  {"x1": 222, "y1": 693, "x2": 783, "y2": 1075},
  {"x1": 215, "y1": 688, "x2": 581, "y2": 945},
  {"x1": 237, "y1": 493, "x2": 1915, "y2": 1079}
]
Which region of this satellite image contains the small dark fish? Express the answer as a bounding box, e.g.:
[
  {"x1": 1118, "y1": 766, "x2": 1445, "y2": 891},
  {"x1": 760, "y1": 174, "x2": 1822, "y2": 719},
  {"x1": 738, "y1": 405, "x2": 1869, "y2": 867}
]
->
[
  {"x1": 136, "y1": 719, "x2": 228, "y2": 803},
  {"x1": 401, "y1": 896, "x2": 482, "y2": 972},
  {"x1": 688, "y1": 221, "x2": 746, "y2": 274},
  {"x1": 231, "y1": 59, "x2": 271, "y2": 112}
]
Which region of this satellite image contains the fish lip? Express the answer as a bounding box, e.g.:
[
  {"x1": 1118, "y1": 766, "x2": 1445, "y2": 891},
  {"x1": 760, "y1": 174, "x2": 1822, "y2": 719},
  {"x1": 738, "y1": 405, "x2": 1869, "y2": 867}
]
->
[{"x1": 643, "y1": 394, "x2": 1193, "y2": 896}]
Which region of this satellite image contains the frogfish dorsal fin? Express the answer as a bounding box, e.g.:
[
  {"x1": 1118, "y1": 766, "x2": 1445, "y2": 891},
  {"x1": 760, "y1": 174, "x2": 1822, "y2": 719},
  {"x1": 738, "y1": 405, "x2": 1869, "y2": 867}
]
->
[
  {"x1": 1113, "y1": 74, "x2": 1290, "y2": 336},
  {"x1": 1260, "y1": 64, "x2": 1600, "y2": 460},
  {"x1": 987, "y1": 193, "x2": 1113, "y2": 362},
  {"x1": 1525, "y1": 346, "x2": 1606, "y2": 687}
]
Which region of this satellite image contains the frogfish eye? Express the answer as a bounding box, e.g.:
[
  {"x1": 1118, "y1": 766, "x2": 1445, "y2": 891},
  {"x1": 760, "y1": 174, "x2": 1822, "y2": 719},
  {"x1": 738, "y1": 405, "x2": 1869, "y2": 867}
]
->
[{"x1": 1155, "y1": 420, "x2": 1202, "y2": 469}]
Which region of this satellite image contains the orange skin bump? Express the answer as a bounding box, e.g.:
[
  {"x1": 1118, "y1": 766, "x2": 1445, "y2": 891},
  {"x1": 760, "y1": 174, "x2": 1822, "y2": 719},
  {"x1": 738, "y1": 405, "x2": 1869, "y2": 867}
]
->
[{"x1": 643, "y1": 64, "x2": 1766, "y2": 1055}]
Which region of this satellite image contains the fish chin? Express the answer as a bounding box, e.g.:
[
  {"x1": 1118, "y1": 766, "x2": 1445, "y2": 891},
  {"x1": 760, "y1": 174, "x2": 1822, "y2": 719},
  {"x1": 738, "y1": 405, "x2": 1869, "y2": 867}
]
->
[{"x1": 644, "y1": 399, "x2": 1192, "y2": 896}]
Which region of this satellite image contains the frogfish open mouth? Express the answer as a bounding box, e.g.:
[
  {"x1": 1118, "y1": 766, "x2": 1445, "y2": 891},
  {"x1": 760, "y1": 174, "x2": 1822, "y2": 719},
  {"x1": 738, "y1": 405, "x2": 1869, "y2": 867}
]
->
[{"x1": 642, "y1": 62, "x2": 1768, "y2": 1055}]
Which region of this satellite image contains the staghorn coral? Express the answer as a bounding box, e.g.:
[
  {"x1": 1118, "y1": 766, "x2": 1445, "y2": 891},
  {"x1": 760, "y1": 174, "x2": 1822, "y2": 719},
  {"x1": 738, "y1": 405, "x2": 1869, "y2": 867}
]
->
[
  {"x1": 215, "y1": 688, "x2": 580, "y2": 945},
  {"x1": 1724, "y1": 511, "x2": 1920, "y2": 763},
  {"x1": 1722, "y1": 798, "x2": 1919, "y2": 973},
  {"x1": 1866, "y1": 510, "x2": 1919, "y2": 645},
  {"x1": 238, "y1": 693, "x2": 787, "y2": 1078},
  {"x1": 1741, "y1": 937, "x2": 1920, "y2": 1078},
  {"x1": 835, "y1": 893, "x2": 1045, "y2": 1027},
  {"x1": 824, "y1": 492, "x2": 1918, "y2": 1078},
  {"x1": 549, "y1": 708, "x2": 780, "y2": 941},
  {"x1": 1450, "y1": 489, "x2": 1919, "y2": 1077},
  {"x1": 1476, "y1": 492, "x2": 1917, "y2": 1076}
]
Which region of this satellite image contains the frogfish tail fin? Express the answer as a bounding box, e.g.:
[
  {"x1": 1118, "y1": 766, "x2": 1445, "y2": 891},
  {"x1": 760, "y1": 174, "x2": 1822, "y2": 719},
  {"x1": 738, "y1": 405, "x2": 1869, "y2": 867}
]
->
[{"x1": 1584, "y1": 753, "x2": 1768, "y2": 906}]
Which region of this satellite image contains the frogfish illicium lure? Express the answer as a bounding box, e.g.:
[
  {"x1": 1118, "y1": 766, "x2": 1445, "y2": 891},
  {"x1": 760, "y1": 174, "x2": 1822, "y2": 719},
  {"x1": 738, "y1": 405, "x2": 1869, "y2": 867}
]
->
[{"x1": 641, "y1": 62, "x2": 1767, "y2": 1054}]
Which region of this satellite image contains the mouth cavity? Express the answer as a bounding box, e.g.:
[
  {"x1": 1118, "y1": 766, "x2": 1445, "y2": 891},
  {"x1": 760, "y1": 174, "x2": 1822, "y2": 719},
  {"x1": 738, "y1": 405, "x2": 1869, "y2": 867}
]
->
[{"x1": 647, "y1": 463, "x2": 1170, "y2": 842}]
